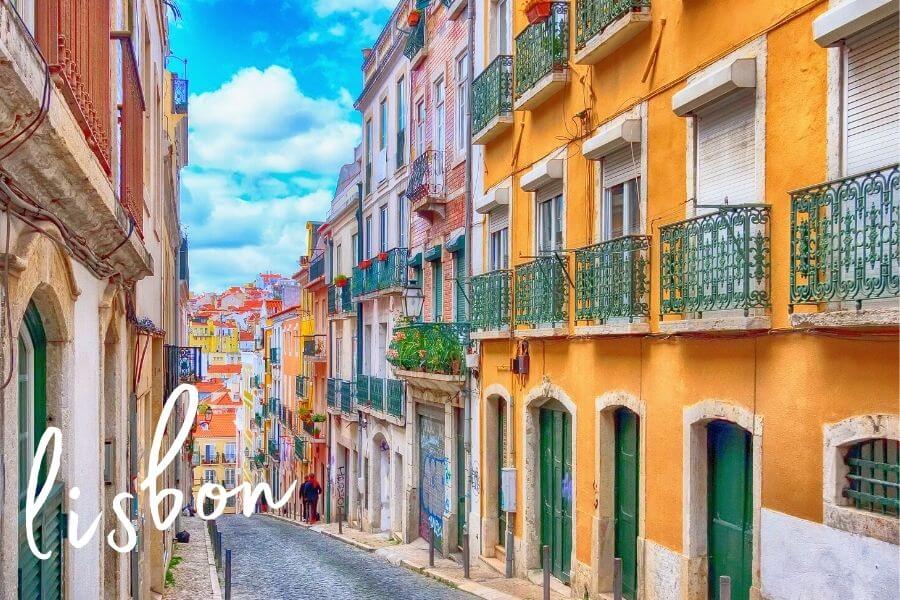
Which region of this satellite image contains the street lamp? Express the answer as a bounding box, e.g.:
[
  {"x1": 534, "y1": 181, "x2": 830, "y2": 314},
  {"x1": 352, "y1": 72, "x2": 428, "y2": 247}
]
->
[
  {"x1": 402, "y1": 285, "x2": 425, "y2": 322},
  {"x1": 203, "y1": 406, "x2": 213, "y2": 423}
]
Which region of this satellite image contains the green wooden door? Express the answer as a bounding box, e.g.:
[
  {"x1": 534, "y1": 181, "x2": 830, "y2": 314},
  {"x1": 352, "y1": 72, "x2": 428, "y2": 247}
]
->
[
  {"x1": 614, "y1": 408, "x2": 639, "y2": 600},
  {"x1": 498, "y1": 403, "x2": 507, "y2": 548},
  {"x1": 708, "y1": 420, "x2": 753, "y2": 600},
  {"x1": 540, "y1": 407, "x2": 572, "y2": 583},
  {"x1": 454, "y1": 249, "x2": 466, "y2": 322}
]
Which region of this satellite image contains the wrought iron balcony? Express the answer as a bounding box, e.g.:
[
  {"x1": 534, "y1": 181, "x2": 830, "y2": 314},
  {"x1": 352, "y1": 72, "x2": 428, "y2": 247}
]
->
[
  {"x1": 403, "y1": 18, "x2": 426, "y2": 64},
  {"x1": 514, "y1": 3, "x2": 569, "y2": 106},
  {"x1": 790, "y1": 165, "x2": 899, "y2": 309},
  {"x1": 388, "y1": 323, "x2": 470, "y2": 376},
  {"x1": 303, "y1": 337, "x2": 326, "y2": 361},
  {"x1": 340, "y1": 380, "x2": 353, "y2": 415},
  {"x1": 295, "y1": 375, "x2": 309, "y2": 398},
  {"x1": 303, "y1": 419, "x2": 325, "y2": 440},
  {"x1": 172, "y1": 76, "x2": 189, "y2": 114},
  {"x1": 515, "y1": 256, "x2": 569, "y2": 328},
  {"x1": 471, "y1": 270, "x2": 512, "y2": 332},
  {"x1": 309, "y1": 252, "x2": 325, "y2": 281},
  {"x1": 406, "y1": 151, "x2": 447, "y2": 216},
  {"x1": 269, "y1": 347, "x2": 280, "y2": 364},
  {"x1": 164, "y1": 345, "x2": 202, "y2": 399},
  {"x1": 327, "y1": 378, "x2": 337, "y2": 408},
  {"x1": 268, "y1": 440, "x2": 278, "y2": 460},
  {"x1": 472, "y1": 55, "x2": 514, "y2": 144},
  {"x1": 294, "y1": 437, "x2": 307, "y2": 460},
  {"x1": 575, "y1": 0, "x2": 651, "y2": 50},
  {"x1": 355, "y1": 374, "x2": 371, "y2": 407},
  {"x1": 328, "y1": 282, "x2": 354, "y2": 315},
  {"x1": 351, "y1": 248, "x2": 415, "y2": 298},
  {"x1": 370, "y1": 377, "x2": 385, "y2": 412},
  {"x1": 574, "y1": 235, "x2": 650, "y2": 323},
  {"x1": 660, "y1": 205, "x2": 771, "y2": 317},
  {"x1": 386, "y1": 379, "x2": 405, "y2": 418}
]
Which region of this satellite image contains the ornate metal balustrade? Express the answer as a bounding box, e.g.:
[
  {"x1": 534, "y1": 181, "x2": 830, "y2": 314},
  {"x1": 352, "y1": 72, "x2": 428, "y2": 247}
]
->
[
  {"x1": 514, "y1": 3, "x2": 569, "y2": 99},
  {"x1": 309, "y1": 252, "x2": 325, "y2": 281},
  {"x1": 327, "y1": 283, "x2": 353, "y2": 313},
  {"x1": 172, "y1": 76, "x2": 189, "y2": 114},
  {"x1": 352, "y1": 248, "x2": 414, "y2": 298},
  {"x1": 574, "y1": 235, "x2": 650, "y2": 323},
  {"x1": 164, "y1": 345, "x2": 202, "y2": 400},
  {"x1": 472, "y1": 55, "x2": 514, "y2": 136},
  {"x1": 303, "y1": 337, "x2": 326, "y2": 361},
  {"x1": 355, "y1": 374, "x2": 370, "y2": 407},
  {"x1": 269, "y1": 347, "x2": 280, "y2": 364},
  {"x1": 575, "y1": 0, "x2": 651, "y2": 50},
  {"x1": 386, "y1": 379, "x2": 405, "y2": 418},
  {"x1": 340, "y1": 380, "x2": 353, "y2": 415},
  {"x1": 471, "y1": 270, "x2": 512, "y2": 331},
  {"x1": 660, "y1": 205, "x2": 771, "y2": 317},
  {"x1": 327, "y1": 378, "x2": 336, "y2": 408},
  {"x1": 790, "y1": 165, "x2": 899, "y2": 308},
  {"x1": 370, "y1": 377, "x2": 385, "y2": 412},
  {"x1": 515, "y1": 256, "x2": 569, "y2": 327},
  {"x1": 268, "y1": 439, "x2": 278, "y2": 460},
  {"x1": 295, "y1": 375, "x2": 309, "y2": 399},
  {"x1": 403, "y1": 18, "x2": 426, "y2": 61},
  {"x1": 406, "y1": 151, "x2": 446, "y2": 206},
  {"x1": 388, "y1": 323, "x2": 471, "y2": 375},
  {"x1": 294, "y1": 437, "x2": 306, "y2": 461}
]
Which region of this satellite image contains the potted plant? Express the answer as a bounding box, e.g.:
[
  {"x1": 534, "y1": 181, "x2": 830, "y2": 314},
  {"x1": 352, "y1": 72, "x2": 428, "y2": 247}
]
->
[
  {"x1": 359, "y1": 258, "x2": 372, "y2": 270},
  {"x1": 311, "y1": 413, "x2": 326, "y2": 423},
  {"x1": 377, "y1": 251, "x2": 389, "y2": 262},
  {"x1": 313, "y1": 427, "x2": 321, "y2": 438},
  {"x1": 525, "y1": 0, "x2": 552, "y2": 24},
  {"x1": 333, "y1": 274, "x2": 348, "y2": 287},
  {"x1": 407, "y1": 9, "x2": 421, "y2": 27}
]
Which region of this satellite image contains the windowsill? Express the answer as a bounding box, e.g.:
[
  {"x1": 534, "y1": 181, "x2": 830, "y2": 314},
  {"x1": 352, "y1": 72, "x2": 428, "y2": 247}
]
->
[
  {"x1": 824, "y1": 503, "x2": 900, "y2": 545},
  {"x1": 574, "y1": 8, "x2": 652, "y2": 65},
  {"x1": 790, "y1": 306, "x2": 898, "y2": 330},
  {"x1": 658, "y1": 314, "x2": 770, "y2": 334},
  {"x1": 515, "y1": 326, "x2": 568, "y2": 339},
  {"x1": 394, "y1": 164, "x2": 408, "y2": 177},
  {"x1": 574, "y1": 321, "x2": 649, "y2": 337},
  {"x1": 451, "y1": 150, "x2": 466, "y2": 170}
]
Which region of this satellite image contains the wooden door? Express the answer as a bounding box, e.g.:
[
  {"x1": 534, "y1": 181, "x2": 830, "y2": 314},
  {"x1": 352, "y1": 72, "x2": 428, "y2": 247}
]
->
[
  {"x1": 615, "y1": 408, "x2": 639, "y2": 600},
  {"x1": 540, "y1": 407, "x2": 572, "y2": 583}
]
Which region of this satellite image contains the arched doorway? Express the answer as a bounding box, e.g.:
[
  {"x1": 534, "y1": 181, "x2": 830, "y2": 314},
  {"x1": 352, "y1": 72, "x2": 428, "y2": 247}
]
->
[{"x1": 538, "y1": 402, "x2": 573, "y2": 583}]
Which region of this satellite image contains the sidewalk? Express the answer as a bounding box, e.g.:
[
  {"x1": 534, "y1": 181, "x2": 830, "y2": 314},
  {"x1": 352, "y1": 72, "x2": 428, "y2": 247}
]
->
[
  {"x1": 265, "y1": 513, "x2": 567, "y2": 600},
  {"x1": 163, "y1": 516, "x2": 223, "y2": 600}
]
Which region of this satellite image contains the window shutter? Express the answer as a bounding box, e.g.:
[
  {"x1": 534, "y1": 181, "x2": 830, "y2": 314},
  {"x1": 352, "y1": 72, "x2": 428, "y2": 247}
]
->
[
  {"x1": 845, "y1": 18, "x2": 900, "y2": 175},
  {"x1": 696, "y1": 90, "x2": 756, "y2": 207},
  {"x1": 602, "y1": 145, "x2": 640, "y2": 189},
  {"x1": 489, "y1": 206, "x2": 510, "y2": 233}
]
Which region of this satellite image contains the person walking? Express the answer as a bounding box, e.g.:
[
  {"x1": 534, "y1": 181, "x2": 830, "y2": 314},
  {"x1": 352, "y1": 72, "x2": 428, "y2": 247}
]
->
[
  {"x1": 305, "y1": 473, "x2": 322, "y2": 524},
  {"x1": 299, "y1": 475, "x2": 311, "y2": 522}
]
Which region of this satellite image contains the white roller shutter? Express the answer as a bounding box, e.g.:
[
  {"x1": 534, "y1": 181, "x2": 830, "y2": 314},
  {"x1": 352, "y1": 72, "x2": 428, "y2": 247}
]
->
[
  {"x1": 845, "y1": 18, "x2": 900, "y2": 175},
  {"x1": 489, "y1": 206, "x2": 509, "y2": 233},
  {"x1": 602, "y1": 145, "x2": 641, "y2": 189},
  {"x1": 696, "y1": 89, "x2": 756, "y2": 208}
]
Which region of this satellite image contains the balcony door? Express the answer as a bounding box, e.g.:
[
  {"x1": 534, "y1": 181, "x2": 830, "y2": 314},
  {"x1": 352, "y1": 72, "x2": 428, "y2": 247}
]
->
[{"x1": 695, "y1": 90, "x2": 756, "y2": 212}]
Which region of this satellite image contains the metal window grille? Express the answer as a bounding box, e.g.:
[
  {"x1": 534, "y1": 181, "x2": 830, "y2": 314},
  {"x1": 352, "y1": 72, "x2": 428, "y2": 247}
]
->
[{"x1": 844, "y1": 439, "x2": 899, "y2": 516}]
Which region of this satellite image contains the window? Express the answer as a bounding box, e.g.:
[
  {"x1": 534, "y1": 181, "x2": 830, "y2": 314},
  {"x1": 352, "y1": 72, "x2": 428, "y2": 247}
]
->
[
  {"x1": 224, "y1": 468, "x2": 236, "y2": 486},
  {"x1": 432, "y1": 261, "x2": 443, "y2": 321},
  {"x1": 351, "y1": 234, "x2": 359, "y2": 265},
  {"x1": 695, "y1": 90, "x2": 756, "y2": 208},
  {"x1": 456, "y1": 53, "x2": 468, "y2": 155},
  {"x1": 336, "y1": 244, "x2": 343, "y2": 276},
  {"x1": 398, "y1": 194, "x2": 408, "y2": 248},
  {"x1": 397, "y1": 77, "x2": 407, "y2": 168},
  {"x1": 379, "y1": 98, "x2": 388, "y2": 150},
  {"x1": 365, "y1": 215, "x2": 373, "y2": 258},
  {"x1": 379, "y1": 205, "x2": 388, "y2": 252},
  {"x1": 225, "y1": 442, "x2": 236, "y2": 462},
  {"x1": 454, "y1": 249, "x2": 467, "y2": 321},
  {"x1": 364, "y1": 324, "x2": 372, "y2": 374},
  {"x1": 416, "y1": 100, "x2": 426, "y2": 157},
  {"x1": 18, "y1": 302, "x2": 46, "y2": 509},
  {"x1": 11, "y1": 0, "x2": 35, "y2": 33},
  {"x1": 204, "y1": 443, "x2": 215, "y2": 461},
  {"x1": 334, "y1": 337, "x2": 343, "y2": 379},
  {"x1": 602, "y1": 145, "x2": 641, "y2": 239},
  {"x1": 843, "y1": 19, "x2": 899, "y2": 175},
  {"x1": 491, "y1": 0, "x2": 510, "y2": 57},
  {"x1": 365, "y1": 118, "x2": 373, "y2": 193},
  {"x1": 490, "y1": 227, "x2": 509, "y2": 271},
  {"x1": 434, "y1": 77, "x2": 446, "y2": 154},
  {"x1": 844, "y1": 439, "x2": 899, "y2": 516},
  {"x1": 204, "y1": 469, "x2": 216, "y2": 484},
  {"x1": 537, "y1": 190, "x2": 564, "y2": 253}
]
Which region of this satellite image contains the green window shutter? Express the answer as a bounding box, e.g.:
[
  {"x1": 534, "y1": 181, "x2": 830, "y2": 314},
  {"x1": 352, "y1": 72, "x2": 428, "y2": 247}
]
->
[
  {"x1": 498, "y1": 403, "x2": 507, "y2": 547},
  {"x1": 615, "y1": 408, "x2": 640, "y2": 600},
  {"x1": 433, "y1": 261, "x2": 443, "y2": 322},
  {"x1": 454, "y1": 248, "x2": 466, "y2": 322},
  {"x1": 540, "y1": 407, "x2": 572, "y2": 583},
  {"x1": 708, "y1": 421, "x2": 753, "y2": 600}
]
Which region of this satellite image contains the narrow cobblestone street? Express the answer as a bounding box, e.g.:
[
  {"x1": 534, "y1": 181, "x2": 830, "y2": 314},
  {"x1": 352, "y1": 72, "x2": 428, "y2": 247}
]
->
[{"x1": 216, "y1": 515, "x2": 474, "y2": 600}]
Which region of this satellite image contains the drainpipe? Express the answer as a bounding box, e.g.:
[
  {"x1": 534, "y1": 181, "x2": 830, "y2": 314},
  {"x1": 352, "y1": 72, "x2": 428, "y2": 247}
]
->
[
  {"x1": 355, "y1": 181, "x2": 365, "y2": 527},
  {"x1": 463, "y1": 0, "x2": 476, "y2": 556}
]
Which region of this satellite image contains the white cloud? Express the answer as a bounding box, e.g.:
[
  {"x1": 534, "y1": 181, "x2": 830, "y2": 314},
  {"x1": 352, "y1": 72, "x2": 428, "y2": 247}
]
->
[
  {"x1": 311, "y1": 0, "x2": 395, "y2": 17},
  {"x1": 183, "y1": 65, "x2": 359, "y2": 291},
  {"x1": 328, "y1": 23, "x2": 347, "y2": 37}
]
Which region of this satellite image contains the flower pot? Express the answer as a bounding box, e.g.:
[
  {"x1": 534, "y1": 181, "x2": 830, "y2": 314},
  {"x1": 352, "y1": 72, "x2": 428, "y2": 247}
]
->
[
  {"x1": 526, "y1": 1, "x2": 552, "y2": 24},
  {"x1": 359, "y1": 259, "x2": 372, "y2": 270},
  {"x1": 377, "y1": 251, "x2": 389, "y2": 262},
  {"x1": 407, "y1": 10, "x2": 421, "y2": 27}
]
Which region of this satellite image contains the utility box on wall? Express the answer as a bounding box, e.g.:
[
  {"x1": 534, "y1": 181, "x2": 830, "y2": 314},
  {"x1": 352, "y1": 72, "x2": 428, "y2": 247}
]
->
[{"x1": 500, "y1": 467, "x2": 517, "y2": 512}]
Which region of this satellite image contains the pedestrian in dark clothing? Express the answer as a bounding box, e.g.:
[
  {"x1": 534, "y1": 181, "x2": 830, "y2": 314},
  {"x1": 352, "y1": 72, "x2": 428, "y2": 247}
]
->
[
  {"x1": 304, "y1": 474, "x2": 322, "y2": 523},
  {"x1": 299, "y1": 475, "x2": 311, "y2": 522}
]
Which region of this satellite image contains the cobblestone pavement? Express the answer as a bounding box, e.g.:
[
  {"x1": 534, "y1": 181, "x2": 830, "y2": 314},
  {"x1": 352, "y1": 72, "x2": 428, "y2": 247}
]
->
[
  {"x1": 217, "y1": 514, "x2": 475, "y2": 600},
  {"x1": 163, "y1": 516, "x2": 217, "y2": 600}
]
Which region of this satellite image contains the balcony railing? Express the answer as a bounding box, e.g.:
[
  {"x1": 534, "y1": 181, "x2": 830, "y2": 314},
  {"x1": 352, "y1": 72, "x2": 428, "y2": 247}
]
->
[
  {"x1": 403, "y1": 18, "x2": 426, "y2": 61},
  {"x1": 471, "y1": 270, "x2": 512, "y2": 331},
  {"x1": 370, "y1": 377, "x2": 385, "y2": 412},
  {"x1": 302, "y1": 420, "x2": 324, "y2": 439},
  {"x1": 328, "y1": 283, "x2": 354, "y2": 315},
  {"x1": 295, "y1": 375, "x2": 309, "y2": 398},
  {"x1": 327, "y1": 378, "x2": 337, "y2": 408},
  {"x1": 309, "y1": 253, "x2": 325, "y2": 281},
  {"x1": 406, "y1": 151, "x2": 446, "y2": 208},
  {"x1": 790, "y1": 165, "x2": 899, "y2": 308},
  {"x1": 388, "y1": 323, "x2": 470, "y2": 376},
  {"x1": 36, "y1": 0, "x2": 112, "y2": 174},
  {"x1": 660, "y1": 205, "x2": 771, "y2": 317},
  {"x1": 295, "y1": 436, "x2": 306, "y2": 460},
  {"x1": 387, "y1": 379, "x2": 405, "y2": 418},
  {"x1": 575, "y1": 0, "x2": 651, "y2": 50},
  {"x1": 514, "y1": 3, "x2": 569, "y2": 100},
  {"x1": 268, "y1": 440, "x2": 278, "y2": 460},
  {"x1": 575, "y1": 235, "x2": 650, "y2": 323},
  {"x1": 164, "y1": 345, "x2": 202, "y2": 399},
  {"x1": 355, "y1": 374, "x2": 370, "y2": 407},
  {"x1": 303, "y1": 338, "x2": 326, "y2": 361},
  {"x1": 515, "y1": 256, "x2": 569, "y2": 327},
  {"x1": 340, "y1": 380, "x2": 353, "y2": 415},
  {"x1": 171, "y1": 76, "x2": 189, "y2": 114},
  {"x1": 352, "y1": 248, "x2": 414, "y2": 297},
  {"x1": 270, "y1": 347, "x2": 280, "y2": 364},
  {"x1": 119, "y1": 39, "x2": 145, "y2": 237},
  {"x1": 472, "y1": 55, "x2": 514, "y2": 137}
]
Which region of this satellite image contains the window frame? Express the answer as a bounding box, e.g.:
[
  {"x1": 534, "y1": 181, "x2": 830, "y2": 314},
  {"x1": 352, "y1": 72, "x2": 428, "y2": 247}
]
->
[
  {"x1": 379, "y1": 97, "x2": 388, "y2": 151},
  {"x1": 455, "y1": 52, "x2": 468, "y2": 156},
  {"x1": 434, "y1": 76, "x2": 446, "y2": 154},
  {"x1": 490, "y1": 227, "x2": 509, "y2": 271},
  {"x1": 536, "y1": 186, "x2": 564, "y2": 254},
  {"x1": 415, "y1": 99, "x2": 426, "y2": 158},
  {"x1": 379, "y1": 205, "x2": 388, "y2": 252}
]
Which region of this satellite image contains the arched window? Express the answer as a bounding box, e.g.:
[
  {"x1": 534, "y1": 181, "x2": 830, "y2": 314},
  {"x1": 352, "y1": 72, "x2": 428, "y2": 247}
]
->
[
  {"x1": 843, "y1": 439, "x2": 899, "y2": 517},
  {"x1": 18, "y1": 300, "x2": 47, "y2": 507}
]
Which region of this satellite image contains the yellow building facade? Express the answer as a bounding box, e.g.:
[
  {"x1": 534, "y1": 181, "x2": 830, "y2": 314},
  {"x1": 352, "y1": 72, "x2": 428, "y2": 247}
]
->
[{"x1": 472, "y1": 1, "x2": 898, "y2": 599}]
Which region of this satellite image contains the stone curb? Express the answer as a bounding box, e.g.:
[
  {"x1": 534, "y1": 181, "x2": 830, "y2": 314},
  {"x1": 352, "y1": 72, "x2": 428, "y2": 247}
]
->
[{"x1": 203, "y1": 521, "x2": 223, "y2": 600}]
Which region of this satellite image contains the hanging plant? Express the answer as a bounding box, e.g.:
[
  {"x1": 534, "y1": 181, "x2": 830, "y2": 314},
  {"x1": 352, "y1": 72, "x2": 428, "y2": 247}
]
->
[
  {"x1": 311, "y1": 413, "x2": 327, "y2": 423},
  {"x1": 407, "y1": 9, "x2": 421, "y2": 27},
  {"x1": 525, "y1": 0, "x2": 552, "y2": 24},
  {"x1": 333, "y1": 274, "x2": 348, "y2": 287}
]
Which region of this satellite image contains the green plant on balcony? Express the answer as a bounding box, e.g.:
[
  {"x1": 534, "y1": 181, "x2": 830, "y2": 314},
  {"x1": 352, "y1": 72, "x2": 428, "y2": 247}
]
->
[
  {"x1": 334, "y1": 274, "x2": 348, "y2": 287},
  {"x1": 311, "y1": 412, "x2": 326, "y2": 423},
  {"x1": 387, "y1": 324, "x2": 468, "y2": 375}
]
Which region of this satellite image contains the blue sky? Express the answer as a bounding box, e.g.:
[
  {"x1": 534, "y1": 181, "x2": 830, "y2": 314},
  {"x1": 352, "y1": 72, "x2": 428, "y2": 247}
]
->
[{"x1": 169, "y1": 0, "x2": 394, "y2": 292}]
